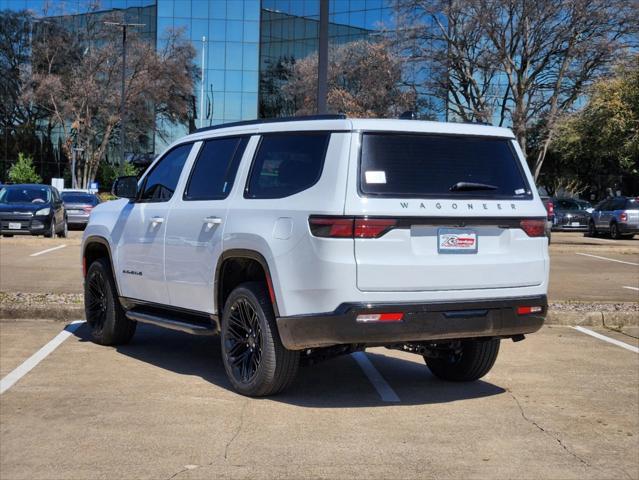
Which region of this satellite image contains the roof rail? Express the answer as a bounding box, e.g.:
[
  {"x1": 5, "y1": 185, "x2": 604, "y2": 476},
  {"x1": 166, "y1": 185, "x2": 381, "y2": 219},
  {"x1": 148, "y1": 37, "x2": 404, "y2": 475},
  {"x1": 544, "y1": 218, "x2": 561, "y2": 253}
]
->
[{"x1": 194, "y1": 114, "x2": 347, "y2": 134}]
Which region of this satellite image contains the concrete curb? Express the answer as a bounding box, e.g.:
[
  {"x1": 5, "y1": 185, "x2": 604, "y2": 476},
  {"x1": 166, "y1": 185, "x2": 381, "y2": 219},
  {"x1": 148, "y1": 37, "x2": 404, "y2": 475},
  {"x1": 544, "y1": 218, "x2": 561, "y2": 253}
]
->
[
  {"x1": 1, "y1": 305, "x2": 636, "y2": 327},
  {"x1": 0, "y1": 305, "x2": 84, "y2": 321}
]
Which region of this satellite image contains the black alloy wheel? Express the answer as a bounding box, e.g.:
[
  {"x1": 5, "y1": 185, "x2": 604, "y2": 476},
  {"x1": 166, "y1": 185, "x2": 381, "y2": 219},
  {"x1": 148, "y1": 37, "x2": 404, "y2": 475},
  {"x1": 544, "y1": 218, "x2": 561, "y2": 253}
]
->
[
  {"x1": 224, "y1": 297, "x2": 263, "y2": 384},
  {"x1": 86, "y1": 266, "x2": 108, "y2": 337},
  {"x1": 221, "y1": 282, "x2": 299, "y2": 396},
  {"x1": 84, "y1": 258, "x2": 136, "y2": 345}
]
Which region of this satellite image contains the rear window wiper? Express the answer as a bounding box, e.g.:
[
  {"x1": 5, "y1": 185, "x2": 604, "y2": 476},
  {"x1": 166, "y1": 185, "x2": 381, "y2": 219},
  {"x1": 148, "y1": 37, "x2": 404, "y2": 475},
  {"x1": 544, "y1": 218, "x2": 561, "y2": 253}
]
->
[{"x1": 449, "y1": 181, "x2": 498, "y2": 192}]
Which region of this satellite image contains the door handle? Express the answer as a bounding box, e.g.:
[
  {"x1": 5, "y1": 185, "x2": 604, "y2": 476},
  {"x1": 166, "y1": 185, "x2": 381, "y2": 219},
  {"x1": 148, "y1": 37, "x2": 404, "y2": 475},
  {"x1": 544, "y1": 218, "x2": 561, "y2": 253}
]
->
[
  {"x1": 203, "y1": 216, "x2": 222, "y2": 226},
  {"x1": 150, "y1": 216, "x2": 164, "y2": 225}
]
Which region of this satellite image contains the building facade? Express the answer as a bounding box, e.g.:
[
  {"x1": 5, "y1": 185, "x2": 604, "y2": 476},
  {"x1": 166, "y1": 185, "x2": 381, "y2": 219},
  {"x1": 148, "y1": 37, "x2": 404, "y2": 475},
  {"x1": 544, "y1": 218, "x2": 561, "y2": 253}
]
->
[{"x1": 1, "y1": 0, "x2": 399, "y2": 155}]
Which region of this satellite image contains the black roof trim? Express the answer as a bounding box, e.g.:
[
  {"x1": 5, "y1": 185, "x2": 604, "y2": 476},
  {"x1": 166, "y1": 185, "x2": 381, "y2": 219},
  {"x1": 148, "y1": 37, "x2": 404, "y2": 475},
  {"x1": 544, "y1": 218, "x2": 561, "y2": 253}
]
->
[{"x1": 194, "y1": 114, "x2": 347, "y2": 134}]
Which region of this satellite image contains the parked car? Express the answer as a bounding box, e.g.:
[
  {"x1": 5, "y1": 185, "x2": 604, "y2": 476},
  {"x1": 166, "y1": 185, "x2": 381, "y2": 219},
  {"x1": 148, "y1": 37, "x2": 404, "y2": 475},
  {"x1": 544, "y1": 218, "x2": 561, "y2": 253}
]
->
[
  {"x1": 552, "y1": 198, "x2": 592, "y2": 231},
  {"x1": 588, "y1": 196, "x2": 639, "y2": 239},
  {"x1": 61, "y1": 190, "x2": 100, "y2": 229},
  {"x1": 0, "y1": 184, "x2": 67, "y2": 238},
  {"x1": 82, "y1": 115, "x2": 548, "y2": 397}
]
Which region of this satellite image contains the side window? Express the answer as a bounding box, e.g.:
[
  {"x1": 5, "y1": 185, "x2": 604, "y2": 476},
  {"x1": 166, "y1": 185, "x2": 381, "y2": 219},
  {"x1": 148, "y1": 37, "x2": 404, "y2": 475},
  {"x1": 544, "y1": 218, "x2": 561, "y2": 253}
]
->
[
  {"x1": 139, "y1": 143, "x2": 192, "y2": 202},
  {"x1": 184, "y1": 136, "x2": 248, "y2": 201},
  {"x1": 245, "y1": 133, "x2": 330, "y2": 199}
]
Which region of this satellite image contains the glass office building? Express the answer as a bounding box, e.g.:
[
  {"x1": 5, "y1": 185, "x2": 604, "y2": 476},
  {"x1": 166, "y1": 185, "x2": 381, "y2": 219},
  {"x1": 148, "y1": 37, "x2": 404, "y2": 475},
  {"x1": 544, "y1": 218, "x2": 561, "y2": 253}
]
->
[{"x1": 1, "y1": 0, "x2": 398, "y2": 154}]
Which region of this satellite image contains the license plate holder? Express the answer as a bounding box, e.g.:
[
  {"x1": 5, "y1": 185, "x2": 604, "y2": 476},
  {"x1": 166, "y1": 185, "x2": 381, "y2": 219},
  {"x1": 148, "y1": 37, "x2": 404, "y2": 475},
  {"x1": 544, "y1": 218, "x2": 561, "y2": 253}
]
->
[
  {"x1": 438, "y1": 228, "x2": 478, "y2": 254},
  {"x1": 8, "y1": 222, "x2": 21, "y2": 230}
]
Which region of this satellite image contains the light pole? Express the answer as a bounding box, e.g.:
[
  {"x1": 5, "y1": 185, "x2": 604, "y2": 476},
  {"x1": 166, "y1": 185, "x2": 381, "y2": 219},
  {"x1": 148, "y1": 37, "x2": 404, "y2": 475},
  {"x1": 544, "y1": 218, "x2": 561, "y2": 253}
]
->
[
  {"x1": 317, "y1": 0, "x2": 329, "y2": 114},
  {"x1": 104, "y1": 20, "x2": 144, "y2": 175}
]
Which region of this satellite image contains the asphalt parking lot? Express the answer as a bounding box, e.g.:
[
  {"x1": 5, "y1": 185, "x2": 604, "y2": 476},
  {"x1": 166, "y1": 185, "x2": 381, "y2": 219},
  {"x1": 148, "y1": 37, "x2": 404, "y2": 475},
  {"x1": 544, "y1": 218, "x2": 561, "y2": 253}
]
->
[
  {"x1": 1, "y1": 231, "x2": 638, "y2": 479},
  {"x1": 0, "y1": 320, "x2": 637, "y2": 479}
]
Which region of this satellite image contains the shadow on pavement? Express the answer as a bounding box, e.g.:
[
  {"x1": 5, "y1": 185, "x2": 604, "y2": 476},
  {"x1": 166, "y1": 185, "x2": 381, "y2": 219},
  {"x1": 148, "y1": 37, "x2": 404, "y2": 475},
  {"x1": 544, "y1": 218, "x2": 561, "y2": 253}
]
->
[{"x1": 73, "y1": 323, "x2": 505, "y2": 408}]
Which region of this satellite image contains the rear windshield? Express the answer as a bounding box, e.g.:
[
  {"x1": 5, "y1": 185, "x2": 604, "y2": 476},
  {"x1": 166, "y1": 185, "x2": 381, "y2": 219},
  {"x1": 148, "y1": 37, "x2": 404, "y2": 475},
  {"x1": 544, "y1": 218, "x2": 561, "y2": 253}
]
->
[
  {"x1": 626, "y1": 198, "x2": 639, "y2": 209},
  {"x1": 360, "y1": 133, "x2": 531, "y2": 199},
  {"x1": 61, "y1": 193, "x2": 99, "y2": 205}
]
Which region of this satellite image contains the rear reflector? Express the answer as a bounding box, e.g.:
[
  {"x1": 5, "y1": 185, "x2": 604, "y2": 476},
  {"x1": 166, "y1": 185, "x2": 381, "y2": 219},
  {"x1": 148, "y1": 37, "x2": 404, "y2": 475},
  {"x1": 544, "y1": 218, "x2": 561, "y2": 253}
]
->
[
  {"x1": 517, "y1": 306, "x2": 543, "y2": 315},
  {"x1": 520, "y1": 219, "x2": 546, "y2": 237},
  {"x1": 308, "y1": 217, "x2": 354, "y2": 238},
  {"x1": 356, "y1": 312, "x2": 404, "y2": 323}
]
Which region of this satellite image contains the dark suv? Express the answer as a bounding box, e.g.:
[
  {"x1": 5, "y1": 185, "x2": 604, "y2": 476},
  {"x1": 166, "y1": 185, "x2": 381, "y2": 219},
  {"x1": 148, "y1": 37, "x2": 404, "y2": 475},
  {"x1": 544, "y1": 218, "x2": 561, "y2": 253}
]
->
[
  {"x1": 588, "y1": 197, "x2": 639, "y2": 239},
  {"x1": 0, "y1": 184, "x2": 67, "y2": 238}
]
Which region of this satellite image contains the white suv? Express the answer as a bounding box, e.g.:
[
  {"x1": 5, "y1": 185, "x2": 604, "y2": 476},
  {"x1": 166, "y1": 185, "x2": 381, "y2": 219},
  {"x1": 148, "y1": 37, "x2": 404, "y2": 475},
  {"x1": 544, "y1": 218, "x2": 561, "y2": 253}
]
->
[{"x1": 82, "y1": 115, "x2": 549, "y2": 396}]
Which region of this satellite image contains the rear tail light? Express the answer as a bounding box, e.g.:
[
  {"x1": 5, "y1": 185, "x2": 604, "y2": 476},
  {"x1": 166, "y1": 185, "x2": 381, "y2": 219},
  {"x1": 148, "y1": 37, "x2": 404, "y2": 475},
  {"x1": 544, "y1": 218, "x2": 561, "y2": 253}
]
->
[
  {"x1": 309, "y1": 216, "x2": 397, "y2": 238},
  {"x1": 356, "y1": 312, "x2": 404, "y2": 323},
  {"x1": 547, "y1": 201, "x2": 554, "y2": 217},
  {"x1": 354, "y1": 218, "x2": 397, "y2": 238},
  {"x1": 517, "y1": 306, "x2": 543, "y2": 315},
  {"x1": 620, "y1": 212, "x2": 628, "y2": 222},
  {"x1": 520, "y1": 219, "x2": 546, "y2": 237},
  {"x1": 83, "y1": 206, "x2": 94, "y2": 213}
]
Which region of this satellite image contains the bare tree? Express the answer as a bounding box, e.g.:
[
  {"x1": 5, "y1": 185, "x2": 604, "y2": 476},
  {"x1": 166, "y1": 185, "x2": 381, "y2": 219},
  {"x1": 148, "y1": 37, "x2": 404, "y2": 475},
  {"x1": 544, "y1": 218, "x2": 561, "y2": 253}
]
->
[
  {"x1": 283, "y1": 40, "x2": 415, "y2": 117},
  {"x1": 396, "y1": 0, "x2": 638, "y2": 179},
  {"x1": 27, "y1": 13, "x2": 197, "y2": 188}
]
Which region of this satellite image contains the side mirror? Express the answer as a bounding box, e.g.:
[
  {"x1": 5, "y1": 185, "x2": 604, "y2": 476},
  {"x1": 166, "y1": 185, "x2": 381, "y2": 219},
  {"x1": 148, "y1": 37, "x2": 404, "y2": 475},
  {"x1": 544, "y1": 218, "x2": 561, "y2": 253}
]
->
[{"x1": 112, "y1": 176, "x2": 138, "y2": 200}]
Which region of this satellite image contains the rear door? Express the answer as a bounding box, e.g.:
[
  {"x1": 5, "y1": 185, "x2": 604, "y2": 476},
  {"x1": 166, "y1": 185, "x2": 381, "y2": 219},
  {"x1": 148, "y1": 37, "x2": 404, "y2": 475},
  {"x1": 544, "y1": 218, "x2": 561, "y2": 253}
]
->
[
  {"x1": 164, "y1": 136, "x2": 250, "y2": 313},
  {"x1": 345, "y1": 132, "x2": 547, "y2": 292}
]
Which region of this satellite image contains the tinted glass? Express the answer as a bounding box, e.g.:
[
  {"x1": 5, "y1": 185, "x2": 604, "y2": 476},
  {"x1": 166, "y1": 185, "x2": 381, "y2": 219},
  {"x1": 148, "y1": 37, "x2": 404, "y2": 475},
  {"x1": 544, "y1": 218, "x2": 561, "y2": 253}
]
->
[
  {"x1": 611, "y1": 198, "x2": 626, "y2": 210},
  {"x1": 139, "y1": 143, "x2": 192, "y2": 202},
  {"x1": 246, "y1": 133, "x2": 330, "y2": 199},
  {"x1": 360, "y1": 134, "x2": 531, "y2": 198},
  {"x1": 624, "y1": 198, "x2": 638, "y2": 209},
  {"x1": 0, "y1": 186, "x2": 51, "y2": 204},
  {"x1": 185, "y1": 137, "x2": 248, "y2": 200},
  {"x1": 61, "y1": 193, "x2": 99, "y2": 205}
]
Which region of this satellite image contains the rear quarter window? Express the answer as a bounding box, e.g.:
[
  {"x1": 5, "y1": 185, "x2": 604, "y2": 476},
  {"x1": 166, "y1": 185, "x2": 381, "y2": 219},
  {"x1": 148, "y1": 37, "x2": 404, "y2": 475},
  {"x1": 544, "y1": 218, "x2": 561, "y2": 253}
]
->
[
  {"x1": 245, "y1": 133, "x2": 330, "y2": 199},
  {"x1": 360, "y1": 133, "x2": 532, "y2": 199}
]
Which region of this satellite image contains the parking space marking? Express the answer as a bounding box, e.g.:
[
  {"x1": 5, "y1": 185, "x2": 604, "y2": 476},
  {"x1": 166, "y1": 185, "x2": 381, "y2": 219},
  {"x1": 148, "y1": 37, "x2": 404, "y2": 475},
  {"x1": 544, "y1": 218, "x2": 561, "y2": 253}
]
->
[
  {"x1": 572, "y1": 326, "x2": 639, "y2": 354},
  {"x1": 29, "y1": 244, "x2": 67, "y2": 257},
  {"x1": 576, "y1": 252, "x2": 639, "y2": 266},
  {"x1": 351, "y1": 352, "x2": 400, "y2": 402},
  {"x1": 0, "y1": 321, "x2": 84, "y2": 395},
  {"x1": 622, "y1": 286, "x2": 639, "y2": 292}
]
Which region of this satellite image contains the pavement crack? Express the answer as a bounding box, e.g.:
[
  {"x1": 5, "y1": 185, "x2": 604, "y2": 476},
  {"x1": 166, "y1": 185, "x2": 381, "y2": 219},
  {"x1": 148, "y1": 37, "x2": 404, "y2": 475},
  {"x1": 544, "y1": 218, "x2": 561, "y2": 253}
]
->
[
  {"x1": 224, "y1": 399, "x2": 249, "y2": 461},
  {"x1": 507, "y1": 389, "x2": 590, "y2": 467}
]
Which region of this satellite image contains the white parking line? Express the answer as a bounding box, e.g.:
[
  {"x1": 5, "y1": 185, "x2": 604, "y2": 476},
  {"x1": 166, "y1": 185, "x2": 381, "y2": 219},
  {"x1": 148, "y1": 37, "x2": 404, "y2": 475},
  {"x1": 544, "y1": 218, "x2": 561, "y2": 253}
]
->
[
  {"x1": 622, "y1": 286, "x2": 639, "y2": 292},
  {"x1": 351, "y1": 351, "x2": 400, "y2": 402},
  {"x1": 572, "y1": 326, "x2": 639, "y2": 354},
  {"x1": 576, "y1": 252, "x2": 639, "y2": 266},
  {"x1": 0, "y1": 321, "x2": 84, "y2": 395},
  {"x1": 30, "y1": 244, "x2": 67, "y2": 257}
]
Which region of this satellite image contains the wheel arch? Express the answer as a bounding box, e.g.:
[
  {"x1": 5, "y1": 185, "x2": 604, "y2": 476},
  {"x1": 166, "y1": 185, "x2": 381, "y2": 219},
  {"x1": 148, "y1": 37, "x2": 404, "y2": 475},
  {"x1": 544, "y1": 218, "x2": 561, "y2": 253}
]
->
[
  {"x1": 83, "y1": 235, "x2": 121, "y2": 296},
  {"x1": 215, "y1": 249, "x2": 279, "y2": 317}
]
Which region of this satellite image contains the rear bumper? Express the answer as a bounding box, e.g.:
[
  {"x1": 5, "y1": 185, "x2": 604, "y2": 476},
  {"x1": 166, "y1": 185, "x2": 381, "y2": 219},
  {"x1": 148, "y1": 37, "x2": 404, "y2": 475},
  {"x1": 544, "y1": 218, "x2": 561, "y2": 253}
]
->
[
  {"x1": 619, "y1": 223, "x2": 639, "y2": 234},
  {"x1": 277, "y1": 295, "x2": 547, "y2": 350},
  {"x1": 67, "y1": 214, "x2": 90, "y2": 225}
]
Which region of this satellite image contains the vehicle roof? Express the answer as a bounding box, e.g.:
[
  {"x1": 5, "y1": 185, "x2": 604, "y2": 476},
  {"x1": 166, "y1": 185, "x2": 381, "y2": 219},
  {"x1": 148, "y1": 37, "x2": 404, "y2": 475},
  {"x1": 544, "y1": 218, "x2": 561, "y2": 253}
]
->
[
  {"x1": 181, "y1": 118, "x2": 515, "y2": 144},
  {"x1": 1, "y1": 183, "x2": 52, "y2": 188}
]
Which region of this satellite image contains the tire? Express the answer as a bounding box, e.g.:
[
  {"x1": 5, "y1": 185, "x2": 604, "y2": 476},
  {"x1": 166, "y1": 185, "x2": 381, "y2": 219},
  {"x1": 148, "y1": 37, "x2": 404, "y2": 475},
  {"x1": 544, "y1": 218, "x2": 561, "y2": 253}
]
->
[
  {"x1": 45, "y1": 218, "x2": 55, "y2": 238},
  {"x1": 84, "y1": 257, "x2": 136, "y2": 345},
  {"x1": 610, "y1": 222, "x2": 621, "y2": 240},
  {"x1": 57, "y1": 218, "x2": 68, "y2": 238},
  {"x1": 425, "y1": 338, "x2": 500, "y2": 382},
  {"x1": 2, "y1": 234, "x2": 13, "y2": 238},
  {"x1": 587, "y1": 220, "x2": 597, "y2": 237},
  {"x1": 221, "y1": 281, "x2": 299, "y2": 397},
  {"x1": 622, "y1": 234, "x2": 635, "y2": 239}
]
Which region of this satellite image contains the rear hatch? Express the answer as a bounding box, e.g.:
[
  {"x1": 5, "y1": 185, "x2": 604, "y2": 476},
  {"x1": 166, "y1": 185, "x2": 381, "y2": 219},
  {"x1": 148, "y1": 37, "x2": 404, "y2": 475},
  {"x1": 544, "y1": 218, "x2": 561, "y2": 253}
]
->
[
  {"x1": 624, "y1": 198, "x2": 639, "y2": 227},
  {"x1": 346, "y1": 132, "x2": 547, "y2": 292}
]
